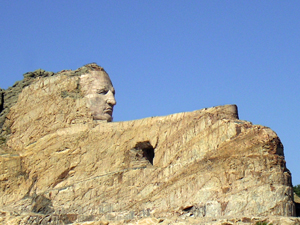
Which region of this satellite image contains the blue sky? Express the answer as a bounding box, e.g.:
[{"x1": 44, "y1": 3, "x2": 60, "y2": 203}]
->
[{"x1": 1, "y1": 1, "x2": 299, "y2": 185}]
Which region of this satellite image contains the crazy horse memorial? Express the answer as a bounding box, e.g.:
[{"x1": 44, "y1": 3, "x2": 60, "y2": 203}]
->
[{"x1": 0, "y1": 63, "x2": 299, "y2": 224}]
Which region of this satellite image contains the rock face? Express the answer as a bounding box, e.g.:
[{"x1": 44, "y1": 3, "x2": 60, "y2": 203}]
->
[
  {"x1": 0, "y1": 69, "x2": 55, "y2": 132},
  {"x1": 0, "y1": 66, "x2": 298, "y2": 224}
]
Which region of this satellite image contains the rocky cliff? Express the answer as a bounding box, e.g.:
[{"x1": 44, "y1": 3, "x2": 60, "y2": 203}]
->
[{"x1": 0, "y1": 66, "x2": 299, "y2": 224}]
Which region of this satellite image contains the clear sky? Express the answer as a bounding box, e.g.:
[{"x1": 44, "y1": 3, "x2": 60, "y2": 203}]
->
[{"x1": 1, "y1": 1, "x2": 299, "y2": 185}]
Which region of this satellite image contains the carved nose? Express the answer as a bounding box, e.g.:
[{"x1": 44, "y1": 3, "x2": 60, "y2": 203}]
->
[{"x1": 107, "y1": 91, "x2": 116, "y2": 105}]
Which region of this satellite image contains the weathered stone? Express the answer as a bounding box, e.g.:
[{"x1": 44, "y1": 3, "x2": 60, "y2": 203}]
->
[
  {"x1": 0, "y1": 63, "x2": 113, "y2": 134},
  {"x1": 0, "y1": 68, "x2": 55, "y2": 133},
  {"x1": 0, "y1": 65, "x2": 298, "y2": 224}
]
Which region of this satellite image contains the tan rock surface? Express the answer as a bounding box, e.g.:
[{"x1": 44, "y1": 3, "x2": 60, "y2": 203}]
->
[{"x1": 0, "y1": 69, "x2": 298, "y2": 224}]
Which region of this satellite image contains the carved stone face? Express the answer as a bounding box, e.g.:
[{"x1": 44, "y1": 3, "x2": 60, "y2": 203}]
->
[{"x1": 80, "y1": 71, "x2": 116, "y2": 122}]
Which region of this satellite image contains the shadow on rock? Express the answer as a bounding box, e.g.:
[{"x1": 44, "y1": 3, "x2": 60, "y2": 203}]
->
[{"x1": 32, "y1": 195, "x2": 54, "y2": 214}]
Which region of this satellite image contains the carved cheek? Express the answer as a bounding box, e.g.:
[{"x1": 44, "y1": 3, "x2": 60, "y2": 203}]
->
[{"x1": 89, "y1": 96, "x2": 106, "y2": 113}]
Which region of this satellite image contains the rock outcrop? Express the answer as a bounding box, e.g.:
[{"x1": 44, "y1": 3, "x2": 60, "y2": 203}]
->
[
  {"x1": 0, "y1": 69, "x2": 55, "y2": 132},
  {"x1": 0, "y1": 65, "x2": 298, "y2": 224}
]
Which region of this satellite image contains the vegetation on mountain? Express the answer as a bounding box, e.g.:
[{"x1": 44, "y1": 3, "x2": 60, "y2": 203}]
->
[{"x1": 294, "y1": 184, "x2": 300, "y2": 197}]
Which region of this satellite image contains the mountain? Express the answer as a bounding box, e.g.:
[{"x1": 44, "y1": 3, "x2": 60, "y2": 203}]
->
[{"x1": 0, "y1": 65, "x2": 299, "y2": 224}]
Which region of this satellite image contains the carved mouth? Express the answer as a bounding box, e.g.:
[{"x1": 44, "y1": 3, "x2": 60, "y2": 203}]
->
[{"x1": 104, "y1": 108, "x2": 113, "y2": 115}]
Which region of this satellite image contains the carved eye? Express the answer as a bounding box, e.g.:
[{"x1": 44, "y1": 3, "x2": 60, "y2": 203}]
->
[{"x1": 97, "y1": 89, "x2": 108, "y2": 95}]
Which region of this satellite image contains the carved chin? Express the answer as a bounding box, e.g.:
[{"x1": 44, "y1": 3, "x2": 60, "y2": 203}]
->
[{"x1": 92, "y1": 113, "x2": 113, "y2": 122}]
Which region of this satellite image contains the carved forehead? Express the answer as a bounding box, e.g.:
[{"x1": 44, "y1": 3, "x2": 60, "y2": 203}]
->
[{"x1": 80, "y1": 71, "x2": 113, "y2": 92}]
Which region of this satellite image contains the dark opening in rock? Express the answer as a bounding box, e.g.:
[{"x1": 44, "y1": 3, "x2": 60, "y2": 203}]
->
[
  {"x1": 0, "y1": 91, "x2": 4, "y2": 113},
  {"x1": 296, "y1": 202, "x2": 300, "y2": 217},
  {"x1": 134, "y1": 141, "x2": 155, "y2": 165},
  {"x1": 276, "y1": 142, "x2": 284, "y2": 156},
  {"x1": 182, "y1": 206, "x2": 193, "y2": 212}
]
